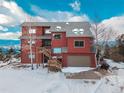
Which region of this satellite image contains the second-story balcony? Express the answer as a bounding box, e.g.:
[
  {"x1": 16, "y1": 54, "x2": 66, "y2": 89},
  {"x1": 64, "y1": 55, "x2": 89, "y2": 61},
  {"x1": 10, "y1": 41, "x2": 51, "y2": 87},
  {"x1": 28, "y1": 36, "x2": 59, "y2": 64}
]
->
[{"x1": 20, "y1": 34, "x2": 52, "y2": 40}]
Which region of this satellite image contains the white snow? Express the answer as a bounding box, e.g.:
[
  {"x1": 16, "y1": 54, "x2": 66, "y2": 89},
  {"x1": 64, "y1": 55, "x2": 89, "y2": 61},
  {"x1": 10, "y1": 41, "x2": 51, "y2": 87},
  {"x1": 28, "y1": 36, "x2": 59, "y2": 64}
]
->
[
  {"x1": 62, "y1": 67, "x2": 94, "y2": 73},
  {"x1": 0, "y1": 59, "x2": 124, "y2": 93},
  {"x1": 106, "y1": 59, "x2": 124, "y2": 69}
]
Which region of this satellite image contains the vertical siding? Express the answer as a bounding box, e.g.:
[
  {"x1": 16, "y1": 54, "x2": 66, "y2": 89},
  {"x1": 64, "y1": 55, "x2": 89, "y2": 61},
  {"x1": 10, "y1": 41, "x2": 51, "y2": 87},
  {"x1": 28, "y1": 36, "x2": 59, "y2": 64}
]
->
[
  {"x1": 21, "y1": 26, "x2": 43, "y2": 64},
  {"x1": 51, "y1": 32, "x2": 67, "y2": 47},
  {"x1": 67, "y1": 37, "x2": 91, "y2": 53}
]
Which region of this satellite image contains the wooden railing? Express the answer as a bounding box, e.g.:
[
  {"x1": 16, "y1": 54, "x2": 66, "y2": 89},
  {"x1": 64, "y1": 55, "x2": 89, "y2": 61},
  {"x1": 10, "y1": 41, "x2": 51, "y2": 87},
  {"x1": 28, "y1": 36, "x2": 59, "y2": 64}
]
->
[{"x1": 39, "y1": 47, "x2": 62, "y2": 72}]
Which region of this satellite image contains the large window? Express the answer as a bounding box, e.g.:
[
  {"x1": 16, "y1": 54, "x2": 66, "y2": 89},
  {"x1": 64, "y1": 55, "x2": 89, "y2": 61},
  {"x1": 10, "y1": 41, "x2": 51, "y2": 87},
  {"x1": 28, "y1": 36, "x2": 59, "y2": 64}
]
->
[
  {"x1": 53, "y1": 48, "x2": 62, "y2": 54},
  {"x1": 74, "y1": 40, "x2": 84, "y2": 48},
  {"x1": 53, "y1": 34, "x2": 61, "y2": 39}
]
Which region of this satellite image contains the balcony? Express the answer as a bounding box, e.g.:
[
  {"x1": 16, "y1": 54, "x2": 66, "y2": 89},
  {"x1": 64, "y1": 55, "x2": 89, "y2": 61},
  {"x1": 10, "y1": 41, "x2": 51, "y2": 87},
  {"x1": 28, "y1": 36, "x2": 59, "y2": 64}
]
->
[{"x1": 20, "y1": 35, "x2": 51, "y2": 40}]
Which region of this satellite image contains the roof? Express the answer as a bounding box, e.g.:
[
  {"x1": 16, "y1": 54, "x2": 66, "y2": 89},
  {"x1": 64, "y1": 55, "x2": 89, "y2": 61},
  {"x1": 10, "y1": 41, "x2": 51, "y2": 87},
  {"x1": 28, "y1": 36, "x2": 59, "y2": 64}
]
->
[{"x1": 22, "y1": 22, "x2": 93, "y2": 37}]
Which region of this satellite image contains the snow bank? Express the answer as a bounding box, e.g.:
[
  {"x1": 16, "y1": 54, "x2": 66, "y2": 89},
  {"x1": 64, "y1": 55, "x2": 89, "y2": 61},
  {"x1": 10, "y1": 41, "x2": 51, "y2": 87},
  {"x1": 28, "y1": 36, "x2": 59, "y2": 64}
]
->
[
  {"x1": 0, "y1": 58, "x2": 124, "y2": 93},
  {"x1": 0, "y1": 68, "x2": 101, "y2": 93},
  {"x1": 62, "y1": 67, "x2": 94, "y2": 73},
  {"x1": 105, "y1": 59, "x2": 124, "y2": 69}
]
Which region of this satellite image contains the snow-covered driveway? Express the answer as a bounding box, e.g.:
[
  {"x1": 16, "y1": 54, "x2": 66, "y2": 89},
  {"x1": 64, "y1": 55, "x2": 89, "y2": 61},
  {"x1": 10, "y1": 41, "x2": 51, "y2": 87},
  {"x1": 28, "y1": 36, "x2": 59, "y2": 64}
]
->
[
  {"x1": 0, "y1": 59, "x2": 124, "y2": 93},
  {"x1": 0, "y1": 68, "x2": 102, "y2": 93}
]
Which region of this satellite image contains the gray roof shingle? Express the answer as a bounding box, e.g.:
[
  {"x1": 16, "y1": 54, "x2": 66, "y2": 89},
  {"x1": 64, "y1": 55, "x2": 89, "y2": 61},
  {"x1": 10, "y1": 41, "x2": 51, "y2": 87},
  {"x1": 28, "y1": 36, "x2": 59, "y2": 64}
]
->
[{"x1": 22, "y1": 22, "x2": 93, "y2": 37}]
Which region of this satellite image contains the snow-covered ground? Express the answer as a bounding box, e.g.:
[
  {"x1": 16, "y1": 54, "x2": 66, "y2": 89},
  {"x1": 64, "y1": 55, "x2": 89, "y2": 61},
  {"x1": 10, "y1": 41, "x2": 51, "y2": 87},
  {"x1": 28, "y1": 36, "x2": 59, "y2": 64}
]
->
[
  {"x1": 62, "y1": 67, "x2": 94, "y2": 73},
  {"x1": 0, "y1": 59, "x2": 124, "y2": 93}
]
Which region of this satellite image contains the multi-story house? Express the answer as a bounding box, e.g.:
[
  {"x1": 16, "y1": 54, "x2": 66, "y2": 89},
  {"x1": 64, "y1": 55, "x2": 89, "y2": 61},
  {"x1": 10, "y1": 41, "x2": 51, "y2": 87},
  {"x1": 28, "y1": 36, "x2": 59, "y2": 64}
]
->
[{"x1": 20, "y1": 22, "x2": 96, "y2": 67}]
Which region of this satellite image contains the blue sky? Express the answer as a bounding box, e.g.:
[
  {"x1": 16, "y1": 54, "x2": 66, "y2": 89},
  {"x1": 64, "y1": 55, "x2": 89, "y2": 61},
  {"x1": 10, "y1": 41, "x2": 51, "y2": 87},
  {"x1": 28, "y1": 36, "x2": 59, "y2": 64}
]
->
[
  {"x1": 0, "y1": 0, "x2": 124, "y2": 40},
  {"x1": 16, "y1": 0, "x2": 124, "y2": 21}
]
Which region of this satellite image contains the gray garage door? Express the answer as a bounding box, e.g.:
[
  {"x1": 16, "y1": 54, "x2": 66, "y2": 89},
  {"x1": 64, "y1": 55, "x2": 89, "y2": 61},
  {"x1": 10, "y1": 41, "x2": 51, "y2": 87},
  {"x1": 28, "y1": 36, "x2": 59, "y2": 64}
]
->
[{"x1": 67, "y1": 56, "x2": 91, "y2": 67}]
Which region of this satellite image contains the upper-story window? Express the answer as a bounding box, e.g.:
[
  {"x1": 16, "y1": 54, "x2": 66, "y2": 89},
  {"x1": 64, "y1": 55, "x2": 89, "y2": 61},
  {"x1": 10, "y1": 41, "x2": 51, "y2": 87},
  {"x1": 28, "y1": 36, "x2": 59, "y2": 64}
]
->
[
  {"x1": 28, "y1": 40, "x2": 35, "y2": 44},
  {"x1": 74, "y1": 40, "x2": 84, "y2": 48},
  {"x1": 45, "y1": 29, "x2": 51, "y2": 34},
  {"x1": 29, "y1": 29, "x2": 36, "y2": 34},
  {"x1": 53, "y1": 34, "x2": 61, "y2": 39},
  {"x1": 42, "y1": 39, "x2": 51, "y2": 46}
]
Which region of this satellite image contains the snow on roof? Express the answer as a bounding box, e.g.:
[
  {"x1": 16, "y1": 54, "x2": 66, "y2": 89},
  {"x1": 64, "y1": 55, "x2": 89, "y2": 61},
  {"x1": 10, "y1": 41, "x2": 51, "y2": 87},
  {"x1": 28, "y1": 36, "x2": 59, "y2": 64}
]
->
[
  {"x1": 72, "y1": 28, "x2": 84, "y2": 35},
  {"x1": 56, "y1": 26, "x2": 62, "y2": 31},
  {"x1": 22, "y1": 22, "x2": 93, "y2": 37}
]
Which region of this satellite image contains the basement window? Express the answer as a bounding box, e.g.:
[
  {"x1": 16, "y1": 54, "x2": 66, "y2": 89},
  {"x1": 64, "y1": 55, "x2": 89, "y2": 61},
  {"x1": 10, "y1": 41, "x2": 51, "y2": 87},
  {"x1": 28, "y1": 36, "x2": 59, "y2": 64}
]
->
[
  {"x1": 53, "y1": 34, "x2": 61, "y2": 39},
  {"x1": 74, "y1": 40, "x2": 84, "y2": 48}
]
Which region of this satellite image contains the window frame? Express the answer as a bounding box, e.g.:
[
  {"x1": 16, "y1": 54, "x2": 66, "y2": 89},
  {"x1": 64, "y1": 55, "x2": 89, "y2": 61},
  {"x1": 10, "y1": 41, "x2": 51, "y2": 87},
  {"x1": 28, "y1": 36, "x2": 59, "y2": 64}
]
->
[
  {"x1": 28, "y1": 40, "x2": 35, "y2": 45},
  {"x1": 74, "y1": 40, "x2": 85, "y2": 48},
  {"x1": 53, "y1": 48, "x2": 62, "y2": 54},
  {"x1": 29, "y1": 28, "x2": 36, "y2": 34},
  {"x1": 42, "y1": 39, "x2": 51, "y2": 46},
  {"x1": 44, "y1": 29, "x2": 51, "y2": 34},
  {"x1": 53, "y1": 33, "x2": 62, "y2": 40}
]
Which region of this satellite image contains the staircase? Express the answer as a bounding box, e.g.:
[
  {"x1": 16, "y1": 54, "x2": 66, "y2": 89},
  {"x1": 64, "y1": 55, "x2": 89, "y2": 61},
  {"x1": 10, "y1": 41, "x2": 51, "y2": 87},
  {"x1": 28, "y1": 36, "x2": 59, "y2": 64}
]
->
[
  {"x1": 40, "y1": 47, "x2": 52, "y2": 59},
  {"x1": 39, "y1": 47, "x2": 62, "y2": 72}
]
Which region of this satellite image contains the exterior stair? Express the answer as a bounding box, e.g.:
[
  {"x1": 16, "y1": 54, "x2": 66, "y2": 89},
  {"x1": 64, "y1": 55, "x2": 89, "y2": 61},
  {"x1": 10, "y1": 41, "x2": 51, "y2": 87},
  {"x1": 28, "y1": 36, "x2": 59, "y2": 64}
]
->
[{"x1": 39, "y1": 47, "x2": 62, "y2": 72}]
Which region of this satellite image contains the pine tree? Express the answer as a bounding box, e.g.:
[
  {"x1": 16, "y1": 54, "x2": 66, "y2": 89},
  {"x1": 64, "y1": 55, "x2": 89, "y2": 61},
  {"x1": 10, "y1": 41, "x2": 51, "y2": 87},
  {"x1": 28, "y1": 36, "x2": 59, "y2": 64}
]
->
[
  {"x1": 8, "y1": 48, "x2": 15, "y2": 55},
  {"x1": 0, "y1": 48, "x2": 4, "y2": 61},
  {"x1": 6, "y1": 48, "x2": 15, "y2": 58}
]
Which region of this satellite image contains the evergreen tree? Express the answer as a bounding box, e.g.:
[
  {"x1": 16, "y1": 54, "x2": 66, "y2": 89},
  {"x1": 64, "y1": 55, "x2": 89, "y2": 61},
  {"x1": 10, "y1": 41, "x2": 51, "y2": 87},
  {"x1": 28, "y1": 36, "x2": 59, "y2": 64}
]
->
[
  {"x1": 0, "y1": 48, "x2": 4, "y2": 61},
  {"x1": 6, "y1": 47, "x2": 15, "y2": 58},
  {"x1": 8, "y1": 48, "x2": 15, "y2": 55}
]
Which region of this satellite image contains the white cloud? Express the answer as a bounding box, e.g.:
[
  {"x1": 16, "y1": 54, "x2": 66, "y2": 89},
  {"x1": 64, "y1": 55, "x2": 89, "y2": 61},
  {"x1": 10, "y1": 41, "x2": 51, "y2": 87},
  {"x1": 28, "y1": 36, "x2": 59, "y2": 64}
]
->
[
  {"x1": 68, "y1": 15, "x2": 89, "y2": 22},
  {"x1": 0, "y1": 26, "x2": 8, "y2": 31},
  {"x1": 0, "y1": 32, "x2": 21, "y2": 40},
  {"x1": 69, "y1": 0, "x2": 81, "y2": 11},
  {"x1": 0, "y1": 14, "x2": 14, "y2": 25},
  {"x1": 0, "y1": 0, "x2": 47, "y2": 40},
  {"x1": 31, "y1": 5, "x2": 88, "y2": 22},
  {"x1": 0, "y1": 0, "x2": 47, "y2": 26}
]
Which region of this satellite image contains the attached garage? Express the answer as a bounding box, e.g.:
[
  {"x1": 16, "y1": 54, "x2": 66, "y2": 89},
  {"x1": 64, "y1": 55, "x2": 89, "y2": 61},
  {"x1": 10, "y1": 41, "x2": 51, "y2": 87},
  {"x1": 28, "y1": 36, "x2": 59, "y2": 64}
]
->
[{"x1": 67, "y1": 55, "x2": 91, "y2": 67}]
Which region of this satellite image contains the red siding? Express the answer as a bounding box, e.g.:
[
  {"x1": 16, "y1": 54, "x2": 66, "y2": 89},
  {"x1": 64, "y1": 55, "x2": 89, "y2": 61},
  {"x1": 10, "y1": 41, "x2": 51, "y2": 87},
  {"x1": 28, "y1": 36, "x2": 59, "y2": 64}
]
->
[
  {"x1": 67, "y1": 37, "x2": 92, "y2": 53},
  {"x1": 21, "y1": 25, "x2": 96, "y2": 67},
  {"x1": 51, "y1": 32, "x2": 67, "y2": 47},
  {"x1": 21, "y1": 26, "x2": 44, "y2": 64}
]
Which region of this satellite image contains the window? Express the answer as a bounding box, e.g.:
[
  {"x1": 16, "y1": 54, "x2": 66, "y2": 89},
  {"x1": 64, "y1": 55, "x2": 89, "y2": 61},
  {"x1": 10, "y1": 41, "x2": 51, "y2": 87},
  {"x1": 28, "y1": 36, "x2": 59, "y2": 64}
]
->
[
  {"x1": 74, "y1": 40, "x2": 84, "y2": 48},
  {"x1": 28, "y1": 54, "x2": 35, "y2": 59},
  {"x1": 72, "y1": 28, "x2": 84, "y2": 35},
  {"x1": 53, "y1": 34, "x2": 61, "y2": 39},
  {"x1": 29, "y1": 29, "x2": 36, "y2": 34},
  {"x1": 28, "y1": 40, "x2": 35, "y2": 44},
  {"x1": 45, "y1": 29, "x2": 51, "y2": 34},
  {"x1": 43, "y1": 40, "x2": 51, "y2": 46},
  {"x1": 53, "y1": 48, "x2": 62, "y2": 54}
]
